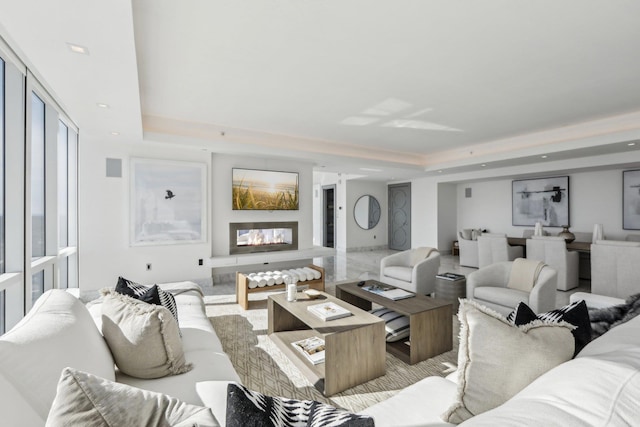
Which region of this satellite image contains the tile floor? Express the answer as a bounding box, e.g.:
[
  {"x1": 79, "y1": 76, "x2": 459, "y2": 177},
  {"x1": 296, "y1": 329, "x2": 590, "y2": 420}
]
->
[{"x1": 199, "y1": 249, "x2": 590, "y2": 308}]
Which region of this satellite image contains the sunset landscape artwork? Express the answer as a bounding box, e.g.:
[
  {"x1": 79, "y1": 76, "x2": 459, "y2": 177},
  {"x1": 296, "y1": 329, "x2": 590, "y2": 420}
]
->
[{"x1": 232, "y1": 168, "x2": 299, "y2": 210}]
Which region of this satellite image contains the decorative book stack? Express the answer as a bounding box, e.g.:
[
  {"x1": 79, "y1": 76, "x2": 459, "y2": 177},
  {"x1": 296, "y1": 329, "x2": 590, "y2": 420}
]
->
[
  {"x1": 307, "y1": 302, "x2": 352, "y2": 321},
  {"x1": 363, "y1": 283, "x2": 414, "y2": 300},
  {"x1": 436, "y1": 272, "x2": 465, "y2": 281},
  {"x1": 291, "y1": 336, "x2": 325, "y2": 365}
]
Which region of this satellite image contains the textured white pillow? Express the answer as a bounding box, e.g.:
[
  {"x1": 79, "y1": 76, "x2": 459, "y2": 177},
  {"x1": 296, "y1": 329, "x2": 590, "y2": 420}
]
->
[
  {"x1": 101, "y1": 289, "x2": 192, "y2": 379},
  {"x1": 46, "y1": 367, "x2": 219, "y2": 426},
  {"x1": 442, "y1": 299, "x2": 574, "y2": 423}
]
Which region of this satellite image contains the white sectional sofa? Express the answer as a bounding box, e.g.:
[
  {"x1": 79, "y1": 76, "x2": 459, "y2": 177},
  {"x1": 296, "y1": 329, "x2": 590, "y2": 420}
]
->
[
  {"x1": 0, "y1": 282, "x2": 240, "y2": 426},
  {"x1": 360, "y1": 294, "x2": 640, "y2": 426}
]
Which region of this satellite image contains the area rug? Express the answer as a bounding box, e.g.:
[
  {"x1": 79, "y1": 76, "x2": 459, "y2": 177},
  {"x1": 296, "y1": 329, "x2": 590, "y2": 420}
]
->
[{"x1": 205, "y1": 291, "x2": 459, "y2": 413}]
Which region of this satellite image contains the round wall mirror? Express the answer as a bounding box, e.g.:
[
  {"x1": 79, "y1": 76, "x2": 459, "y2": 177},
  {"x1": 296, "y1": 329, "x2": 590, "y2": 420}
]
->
[{"x1": 354, "y1": 195, "x2": 381, "y2": 230}]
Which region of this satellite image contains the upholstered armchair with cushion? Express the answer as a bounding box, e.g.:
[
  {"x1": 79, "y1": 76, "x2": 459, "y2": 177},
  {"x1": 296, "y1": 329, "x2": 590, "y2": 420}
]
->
[
  {"x1": 458, "y1": 230, "x2": 479, "y2": 268},
  {"x1": 526, "y1": 236, "x2": 579, "y2": 291},
  {"x1": 466, "y1": 260, "x2": 557, "y2": 316},
  {"x1": 477, "y1": 233, "x2": 524, "y2": 268},
  {"x1": 590, "y1": 240, "x2": 640, "y2": 299},
  {"x1": 379, "y1": 247, "x2": 440, "y2": 295}
]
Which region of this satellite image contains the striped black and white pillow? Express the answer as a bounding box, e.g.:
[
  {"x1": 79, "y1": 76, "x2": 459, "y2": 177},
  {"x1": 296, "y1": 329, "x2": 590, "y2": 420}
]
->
[
  {"x1": 370, "y1": 307, "x2": 410, "y2": 342},
  {"x1": 507, "y1": 300, "x2": 592, "y2": 355},
  {"x1": 225, "y1": 383, "x2": 373, "y2": 427},
  {"x1": 115, "y1": 277, "x2": 179, "y2": 329}
]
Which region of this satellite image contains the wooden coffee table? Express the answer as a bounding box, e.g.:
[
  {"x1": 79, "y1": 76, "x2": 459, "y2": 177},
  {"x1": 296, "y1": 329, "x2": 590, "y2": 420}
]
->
[
  {"x1": 336, "y1": 281, "x2": 453, "y2": 365},
  {"x1": 268, "y1": 292, "x2": 386, "y2": 396}
]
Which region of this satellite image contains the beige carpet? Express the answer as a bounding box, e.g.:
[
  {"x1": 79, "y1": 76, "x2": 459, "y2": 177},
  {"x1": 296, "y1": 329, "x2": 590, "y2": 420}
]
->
[{"x1": 205, "y1": 289, "x2": 459, "y2": 413}]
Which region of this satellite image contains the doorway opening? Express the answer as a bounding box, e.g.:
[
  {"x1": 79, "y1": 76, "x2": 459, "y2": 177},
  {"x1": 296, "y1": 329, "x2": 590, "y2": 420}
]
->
[{"x1": 322, "y1": 185, "x2": 336, "y2": 248}]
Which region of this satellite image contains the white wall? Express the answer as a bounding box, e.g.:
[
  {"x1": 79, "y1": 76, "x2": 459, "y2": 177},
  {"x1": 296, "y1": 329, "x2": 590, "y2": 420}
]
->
[
  {"x1": 457, "y1": 168, "x2": 632, "y2": 240},
  {"x1": 211, "y1": 153, "x2": 314, "y2": 256},
  {"x1": 410, "y1": 177, "x2": 440, "y2": 249},
  {"x1": 79, "y1": 137, "x2": 213, "y2": 295},
  {"x1": 438, "y1": 183, "x2": 458, "y2": 252},
  {"x1": 345, "y1": 179, "x2": 388, "y2": 250}
]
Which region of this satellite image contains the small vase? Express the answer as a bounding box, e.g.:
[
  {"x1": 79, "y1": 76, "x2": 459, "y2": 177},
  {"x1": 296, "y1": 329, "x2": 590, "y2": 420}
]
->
[{"x1": 557, "y1": 226, "x2": 575, "y2": 243}]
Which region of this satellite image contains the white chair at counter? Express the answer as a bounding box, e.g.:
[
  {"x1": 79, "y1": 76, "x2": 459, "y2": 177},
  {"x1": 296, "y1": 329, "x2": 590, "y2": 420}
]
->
[
  {"x1": 526, "y1": 235, "x2": 579, "y2": 291},
  {"x1": 458, "y1": 229, "x2": 479, "y2": 268},
  {"x1": 477, "y1": 233, "x2": 524, "y2": 268},
  {"x1": 588, "y1": 240, "x2": 640, "y2": 299}
]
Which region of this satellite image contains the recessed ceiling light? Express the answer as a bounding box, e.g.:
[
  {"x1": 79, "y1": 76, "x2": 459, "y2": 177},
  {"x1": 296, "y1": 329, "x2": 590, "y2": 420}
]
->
[
  {"x1": 97, "y1": 103, "x2": 110, "y2": 108},
  {"x1": 481, "y1": 164, "x2": 486, "y2": 167},
  {"x1": 359, "y1": 167, "x2": 383, "y2": 172},
  {"x1": 628, "y1": 142, "x2": 636, "y2": 146},
  {"x1": 66, "y1": 42, "x2": 89, "y2": 55},
  {"x1": 541, "y1": 155, "x2": 548, "y2": 159},
  {"x1": 438, "y1": 170, "x2": 443, "y2": 173},
  {"x1": 110, "y1": 131, "x2": 120, "y2": 136}
]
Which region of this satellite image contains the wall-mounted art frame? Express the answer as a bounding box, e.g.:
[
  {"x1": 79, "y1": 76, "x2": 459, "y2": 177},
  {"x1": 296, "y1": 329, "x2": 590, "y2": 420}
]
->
[
  {"x1": 130, "y1": 158, "x2": 207, "y2": 246},
  {"x1": 232, "y1": 168, "x2": 299, "y2": 210},
  {"x1": 623, "y1": 169, "x2": 640, "y2": 230},
  {"x1": 512, "y1": 176, "x2": 570, "y2": 227}
]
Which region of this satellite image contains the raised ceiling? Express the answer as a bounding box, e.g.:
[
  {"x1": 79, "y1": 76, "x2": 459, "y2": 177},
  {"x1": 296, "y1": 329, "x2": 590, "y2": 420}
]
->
[{"x1": 1, "y1": 1, "x2": 640, "y2": 180}]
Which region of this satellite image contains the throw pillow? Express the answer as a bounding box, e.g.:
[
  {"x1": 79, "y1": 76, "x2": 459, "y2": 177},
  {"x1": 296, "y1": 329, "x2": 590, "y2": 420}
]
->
[
  {"x1": 100, "y1": 289, "x2": 192, "y2": 379},
  {"x1": 115, "y1": 276, "x2": 179, "y2": 327},
  {"x1": 461, "y1": 229, "x2": 473, "y2": 240},
  {"x1": 370, "y1": 307, "x2": 410, "y2": 342},
  {"x1": 226, "y1": 382, "x2": 374, "y2": 427},
  {"x1": 507, "y1": 300, "x2": 592, "y2": 356},
  {"x1": 589, "y1": 292, "x2": 640, "y2": 339},
  {"x1": 441, "y1": 299, "x2": 574, "y2": 424},
  {"x1": 46, "y1": 367, "x2": 219, "y2": 426}
]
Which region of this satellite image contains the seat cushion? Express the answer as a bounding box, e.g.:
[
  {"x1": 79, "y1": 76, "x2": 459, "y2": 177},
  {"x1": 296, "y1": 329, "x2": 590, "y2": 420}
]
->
[
  {"x1": 473, "y1": 286, "x2": 529, "y2": 310},
  {"x1": 359, "y1": 376, "x2": 457, "y2": 427},
  {"x1": 383, "y1": 266, "x2": 413, "y2": 282},
  {"x1": 118, "y1": 349, "x2": 241, "y2": 406}
]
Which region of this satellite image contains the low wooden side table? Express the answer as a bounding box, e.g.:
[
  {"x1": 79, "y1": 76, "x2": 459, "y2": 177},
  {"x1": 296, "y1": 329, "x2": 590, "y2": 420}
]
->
[{"x1": 435, "y1": 275, "x2": 466, "y2": 314}]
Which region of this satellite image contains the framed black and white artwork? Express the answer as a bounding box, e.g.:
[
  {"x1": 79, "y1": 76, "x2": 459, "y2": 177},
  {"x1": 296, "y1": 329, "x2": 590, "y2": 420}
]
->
[
  {"x1": 130, "y1": 158, "x2": 207, "y2": 246},
  {"x1": 512, "y1": 176, "x2": 570, "y2": 227},
  {"x1": 623, "y1": 169, "x2": 640, "y2": 230}
]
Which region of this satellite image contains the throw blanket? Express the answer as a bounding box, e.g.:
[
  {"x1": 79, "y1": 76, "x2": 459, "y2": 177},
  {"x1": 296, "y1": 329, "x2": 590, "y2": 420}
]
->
[
  {"x1": 506, "y1": 258, "x2": 545, "y2": 292},
  {"x1": 410, "y1": 247, "x2": 437, "y2": 266},
  {"x1": 589, "y1": 292, "x2": 640, "y2": 339}
]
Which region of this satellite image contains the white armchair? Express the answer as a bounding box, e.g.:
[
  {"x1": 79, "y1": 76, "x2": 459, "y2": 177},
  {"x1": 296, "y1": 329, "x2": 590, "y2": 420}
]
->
[
  {"x1": 379, "y1": 247, "x2": 440, "y2": 295},
  {"x1": 466, "y1": 261, "x2": 558, "y2": 316},
  {"x1": 590, "y1": 240, "x2": 640, "y2": 299},
  {"x1": 458, "y1": 231, "x2": 479, "y2": 268},
  {"x1": 526, "y1": 236, "x2": 579, "y2": 291},
  {"x1": 477, "y1": 233, "x2": 524, "y2": 268}
]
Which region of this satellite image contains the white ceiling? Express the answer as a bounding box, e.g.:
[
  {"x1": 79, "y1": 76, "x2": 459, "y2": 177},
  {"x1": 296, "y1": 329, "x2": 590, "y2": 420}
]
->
[{"x1": 2, "y1": 1, "x2": 640, "y2": 181}]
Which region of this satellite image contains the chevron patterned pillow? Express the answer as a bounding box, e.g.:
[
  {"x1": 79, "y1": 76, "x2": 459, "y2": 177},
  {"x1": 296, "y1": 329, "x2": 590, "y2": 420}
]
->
[
  {"x1": 226, "y1": 383, "x2": 373, "y2": 427},
  {"x1": 115, "y1": 277, "x2": 179, "y2": 330},
  {"x1": 507, "y1": 300, "x2": 591, "y2": 355}
]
